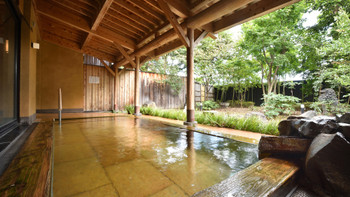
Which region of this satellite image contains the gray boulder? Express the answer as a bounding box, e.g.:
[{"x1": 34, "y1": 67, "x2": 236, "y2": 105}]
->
[
  {"x1": 318, "y1": 88, "x2": 338, "y2": 105},
  {"x1": 143, "y1": 101, "x2": 156, "y2": 108},
  {"x1": 298, "y1": 119, "x2": 338, "y2": 138},
  {"x1": 278, "y1": 119, "x2": 307, "y2": 136},
  {"x1": 305, "y1": 132, "x2": 350, "y2": 196},
  {"x1": 287, "y1": 110, "x2": 317, "y2": 120},
  {"x1": 336, "y1": 112, "x2": 350, "y2": 124}
]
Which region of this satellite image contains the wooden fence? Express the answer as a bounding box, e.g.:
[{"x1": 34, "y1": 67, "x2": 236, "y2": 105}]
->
[{"x1": 84, "y1": 64, "x2": 214, "y2": 111}]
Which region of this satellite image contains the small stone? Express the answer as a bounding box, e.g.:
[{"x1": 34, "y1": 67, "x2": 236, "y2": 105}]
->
[{"x1": 305, "y1": 132, "x2": 350, "y2": 196}]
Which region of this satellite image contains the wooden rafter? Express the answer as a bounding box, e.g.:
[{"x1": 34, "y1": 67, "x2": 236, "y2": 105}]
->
[
  {"x1": 114, "y1": 43, "x2": 136, "y2": 68},
  {"x1": 164, "y1": 0, "x2": 191, "y2": 18},
  {"x1": 100, "y1": 59, "x2": 116, "y2": 77},
  {"x1": 212, "y1": 0, "x2": 301, "y2": 33},
  {"x1": 194, "y1": 31, "x2": 208, "y2": 46},
  {"x1": 187, "y1": 0, "x2": 255, "y2": 28},
  {"x1": 35, "y1": 0, "x2": 136, "y2": 50},
  {"x1": 158, "y1": 0, "x2": 189, "y2": 47},
  {"x1": 81, "y1": 0, "x2": 114, "y2": 49}
]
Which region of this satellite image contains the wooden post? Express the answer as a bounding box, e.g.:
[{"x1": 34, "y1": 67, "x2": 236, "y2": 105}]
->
[
  {"x1": 185, "y1": 28, "x2": 196, "y2": 125},
  {"x1": 114, "y1": 67, "x2": 119, "y2": 111},
  {"x1": 134, "y1": 56, "x2": 141, "y2": 116},
  {"x1": 58, "y1": 88, "x2": 62, "y2": 125}
]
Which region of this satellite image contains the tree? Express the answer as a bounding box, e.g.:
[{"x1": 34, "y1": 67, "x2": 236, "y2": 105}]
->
[
  {"x1": 240, "y1": 3, "x2": 305, "y2": 97},
  {"x1": 194, "y1": 32, "x2": 235, "y2": 100},
  {"x1": 141, "y1": 49, "x2": 186, "y2": 95},
  {"x1": 313, "y1": 8, "x2": 350, "y2": 102}
]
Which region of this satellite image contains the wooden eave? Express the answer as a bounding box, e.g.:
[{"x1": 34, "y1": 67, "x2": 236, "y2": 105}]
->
[{"x1": 33, "y1": 0, "x2": 300, "y2": 67}]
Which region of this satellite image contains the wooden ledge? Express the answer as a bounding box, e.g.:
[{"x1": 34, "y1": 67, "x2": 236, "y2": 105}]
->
[
  {"x1": 193, "y1": 158, "x2": 299, "y2": 197},
  {"x1": 0, "y1": 122, "x2": 53, "y2": 196}
]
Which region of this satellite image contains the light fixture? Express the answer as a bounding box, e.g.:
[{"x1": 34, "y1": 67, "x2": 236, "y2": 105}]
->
[
  {"x1": 5, "y1": 40, "x2": 9, "y2": 53},
  {"x1": 31, "y1": 42, "x2": 40, "y2": 49}
]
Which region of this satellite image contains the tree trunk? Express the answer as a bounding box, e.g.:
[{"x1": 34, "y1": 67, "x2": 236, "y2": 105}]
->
[{"x1": 338, "y1": 86, "x2": 341, "y2": 101}]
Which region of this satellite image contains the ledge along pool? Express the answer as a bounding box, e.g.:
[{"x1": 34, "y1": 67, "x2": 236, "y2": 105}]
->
[{"x1": 53, "y1": 116, "x2": 258, "y2": 197}]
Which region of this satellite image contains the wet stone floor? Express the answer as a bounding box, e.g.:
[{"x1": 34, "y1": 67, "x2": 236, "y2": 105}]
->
[{"x1": 53, "y1": 117, "x2": 258, "y2": 197}]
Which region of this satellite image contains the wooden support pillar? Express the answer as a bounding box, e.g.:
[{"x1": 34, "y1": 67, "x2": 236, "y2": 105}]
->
[
  {"x1": 114, "y1": 67, "x2": 119, "y2": 111},
  {"x1": 185, "y1": 28, "x2": 196, "y2": 125},
  {"x1": 134, "y1": 56, "x2": 141, "y2": 116}
]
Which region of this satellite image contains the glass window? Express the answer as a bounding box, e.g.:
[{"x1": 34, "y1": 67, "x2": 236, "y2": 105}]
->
[{"x1": 0, "y1": 0, "x2": 18, "y2": 129}]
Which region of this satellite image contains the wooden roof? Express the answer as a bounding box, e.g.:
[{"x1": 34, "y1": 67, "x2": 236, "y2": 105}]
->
[{"x1": 33, "y1": 0, "x2": 299, "y2": 68}]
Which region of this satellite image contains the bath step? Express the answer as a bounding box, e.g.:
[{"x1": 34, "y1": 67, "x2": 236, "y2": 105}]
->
[{"x1": 193, "y1": 157, "x2": 299, "y2": 197}]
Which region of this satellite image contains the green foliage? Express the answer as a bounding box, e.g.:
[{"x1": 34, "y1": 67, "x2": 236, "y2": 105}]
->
[
  {"x1": 125, "y1": 105, "x2": 134, "y2": 114},
  {"x1": 310, "y1": 101, "x2": 350, "y2": 114},
  {"x1": 262, "y1": 93, "x2": 301, "y2": 118},
  {"x1": 312, "y1": 8, "x2": 350, "y2": 98},
  {"x1": 199, "y1": 100, "x2": 220, "y2": 110},
  {"x1": 139, "y1": 107, "x2": 279, "y2": 135},
  {"x1": 141, "y1": 50, "x2": 184, "y2": 95}
]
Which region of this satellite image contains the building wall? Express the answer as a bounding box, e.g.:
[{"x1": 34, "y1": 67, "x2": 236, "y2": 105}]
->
[
  {"x1": 36, "y1": 41, "x2": 84, "y2": 112},
  {"x1": 19, "y1": 0, "x2": 39, "y2": 124}
]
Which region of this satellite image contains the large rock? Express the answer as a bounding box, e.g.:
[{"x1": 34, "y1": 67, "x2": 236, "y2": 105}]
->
[
  {"x1": 298, "y1": 119, "x2": 338, "y2": 138},
  {"x1": 305, "y1": 132, "x2": 350, "y2": 196},
  {"x1": 318, "y1": 88, "x2": 338, "y2": 105},
  {"x1": 287, "y1": 111, "x2": 317, "y2": 120},
  {"x1": 338, "y1": 123, "x2": 350, "y2": 140},
  {"x1": 244, "y1": 112, "x2": 267, "y2": 122},
  {"x1": 278, "y1": 119, "x2": 307, "y2": 136},
  {"x1": 336, "y1": 112, "x2": 350, "y2": 124}
]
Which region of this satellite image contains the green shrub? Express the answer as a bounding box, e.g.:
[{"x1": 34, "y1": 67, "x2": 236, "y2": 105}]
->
[
  {"x1": 139, "y1": 107, "x2": 279, "y2": 135},
  {"x1": 262, "y1": 93, "x2": 300, "y2": 118},
  {"x1": 125, "y1": 105, "x2": 134, "y2": 114},
  {"x1": 196, "y1": 100, "x2": 220, "y2": 110},
  {"x1": 310, "y1": 101, "x2": 350, "y2": 115}
]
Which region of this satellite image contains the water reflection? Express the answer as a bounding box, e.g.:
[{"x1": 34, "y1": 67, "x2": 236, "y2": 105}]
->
[{"x1": 54, "y1": 117, "x2": 258, "y2": 196}]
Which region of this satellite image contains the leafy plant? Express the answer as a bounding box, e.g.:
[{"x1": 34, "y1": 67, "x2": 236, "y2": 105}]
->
[
  {"x1": 262, "y1": 93, "x2": 300, "y2": 118},
  {"x1": 200, "y1": 100, "x2": 220, "y2": 110},
  {"x1": 125, "y1": 105, "x2": 134, "y2": 114}
]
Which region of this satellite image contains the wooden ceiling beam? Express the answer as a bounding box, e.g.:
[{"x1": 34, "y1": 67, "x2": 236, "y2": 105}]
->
[
  {"x1": 158, "y1": 0, "x2": 189, "y2": 47},
  {"x1": 191, "y1": 0, "x2": 217, "y2": 13},
  {"x1": 116, "y1": 23, "x2": 184, "y2": 67},
  {"x1": 81, "y1": 0, "x2": 114, "y2": 49},
  {"x1": 187, "y1": 0, "x2": 255, "y2": 28},
  {"x1": 212, "y1": 0, "x2": 301, "y2": 33},
  {"x1": 129, "y1": 0, "x2": 164, "y2": 21},
  {"x1": 114, "y1": 43, "x2": 136, "y2": 68},
  {"x1": 194, "y1": 30, "x2": 208, "y2": 46},
  {"x1": 114, "y1": 0, "x2": 159, "y2": 26},
  {"x1": 163, "y1": 0, "x2": 192, "y2": 18},
  {"x1": 100, "y1": 58, "x2": 116, "y2": 77},
  {"x1": 110, "y1": 4, "x2": 154, "y2": 30},
  {"x1": 35, "y1": 0, "x2": 136, "y2": 50},
  {"x1": 42, "y1": 31, "x2": 116, "y2": 62}
]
